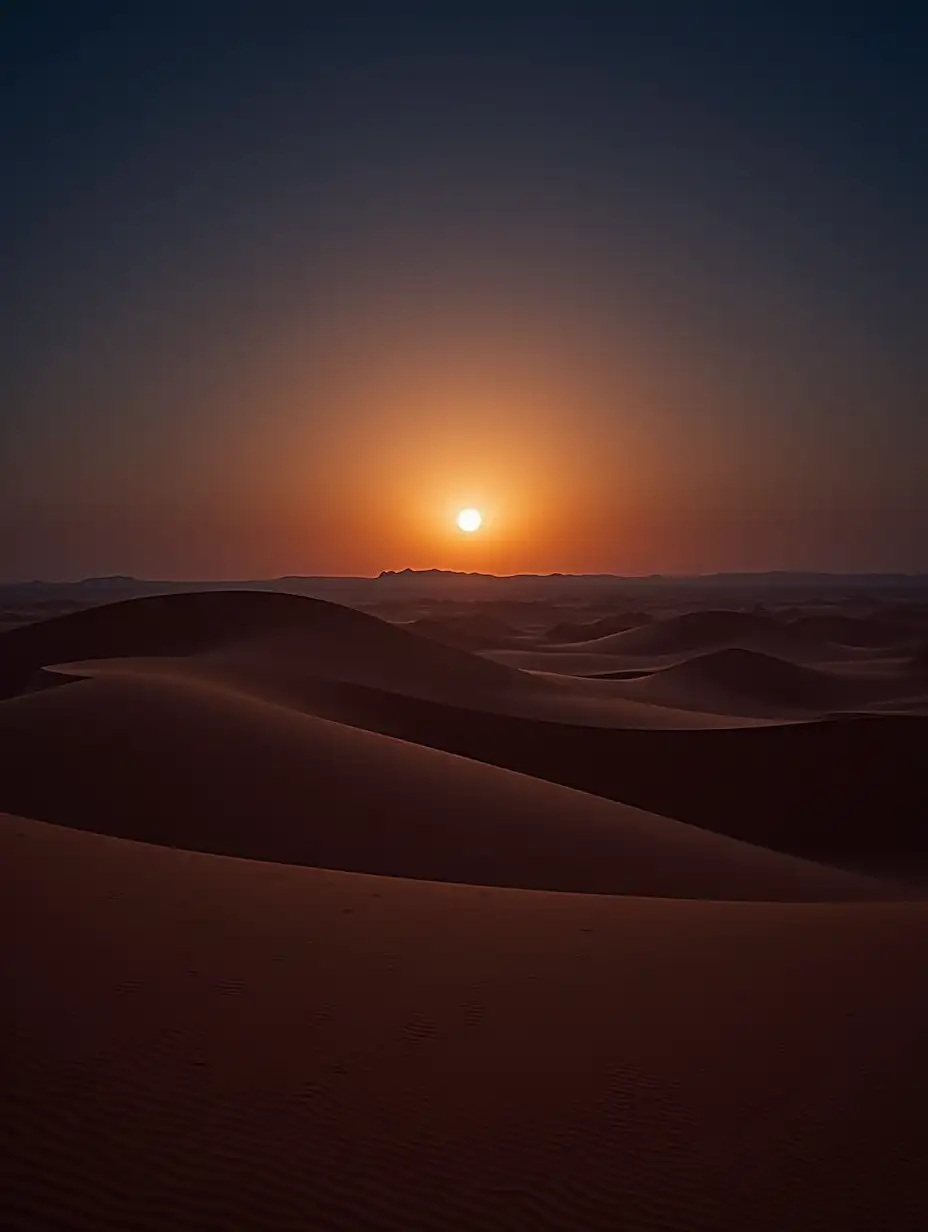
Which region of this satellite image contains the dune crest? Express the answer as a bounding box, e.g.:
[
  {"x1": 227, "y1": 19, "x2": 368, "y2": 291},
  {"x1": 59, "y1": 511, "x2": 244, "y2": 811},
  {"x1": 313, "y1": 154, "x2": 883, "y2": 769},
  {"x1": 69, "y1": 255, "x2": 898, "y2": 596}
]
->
[
  {"x1": 557, "y1": 608, "x2": 856, "y2": 662},
  {"x1": 615, "y1": 646, "x2": 920, "y2": 717},
  {"x1": 3, "y1": 590, "x2": 925, "y2": 883},
  {"x1": 0, "y1": 589, "x2": 535, "y2": 706}
]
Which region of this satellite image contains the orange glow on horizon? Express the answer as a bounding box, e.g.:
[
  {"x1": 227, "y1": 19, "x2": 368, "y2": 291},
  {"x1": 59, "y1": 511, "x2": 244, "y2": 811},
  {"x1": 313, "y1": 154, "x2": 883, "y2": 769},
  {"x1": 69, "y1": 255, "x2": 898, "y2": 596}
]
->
[{"x1": 233, "y1": 310, "x2": 737, "y2": 578}]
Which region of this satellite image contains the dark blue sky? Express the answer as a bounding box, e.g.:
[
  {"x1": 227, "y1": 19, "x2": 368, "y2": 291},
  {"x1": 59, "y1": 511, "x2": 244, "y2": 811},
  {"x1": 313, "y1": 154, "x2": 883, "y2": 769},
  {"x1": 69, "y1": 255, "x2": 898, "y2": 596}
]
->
[{"x1": 3, "y1": 3, "x2": 926, "y2": 578}]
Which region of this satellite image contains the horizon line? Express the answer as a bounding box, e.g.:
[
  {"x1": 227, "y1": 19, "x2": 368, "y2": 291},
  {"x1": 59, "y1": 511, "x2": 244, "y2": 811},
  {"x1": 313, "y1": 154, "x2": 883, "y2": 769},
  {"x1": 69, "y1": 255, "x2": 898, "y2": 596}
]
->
[{"x1": 4, "y1": 568, "x2": 928, "y2": 588}]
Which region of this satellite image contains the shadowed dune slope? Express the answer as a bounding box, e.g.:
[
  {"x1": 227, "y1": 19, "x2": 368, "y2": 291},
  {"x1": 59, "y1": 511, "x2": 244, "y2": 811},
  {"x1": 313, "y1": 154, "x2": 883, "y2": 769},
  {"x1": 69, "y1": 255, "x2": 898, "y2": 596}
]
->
[
  {"x1": 545, "y1": 611, "x2": 653, "y2": 643},
  {"x1": 60, "y1": 662, "x2": 922, "y2": 875},
  {"x1": 401, "y1": 616, "x2": 505, "y2": 651},
  {"x1": 188, "y1": 643, "x2": 754, "y2": 729},
  {"x1": 910, "y1": 643, "x2": 928, "y2": 674},
  {"x1": 481, "y1": 646, "x2": 655, "y2": 676},
  {"x1": 0, "y1": 669, "x2": 887, "y2": 901},
  {"x1": 561, "y1": 609, "x2": 856, "y2": 662},
  {"x1": 0, "y1": 589, "x2": 537, "y2": 705},
  {"x1": 6, "y1": 814, "x2": 928, "y2": 1231},
  {"x1": 790, "y1": 613, "x2": 913, "y2": 647},
  {"x1": 2, "y1": 593, "x2": 772, "y2": 729},
  {"x1": 648, "y1": 648, "x2": 847, "y2": 704},
  {"x1": 616, "y1": 647, "x2": 921, "y2": 716},
  {"x1": 3, "y1": 591, "x2": 924, "y2": 879},
  {"x1": 439, "y1": 612, "x2": 521, "y2": 640}
]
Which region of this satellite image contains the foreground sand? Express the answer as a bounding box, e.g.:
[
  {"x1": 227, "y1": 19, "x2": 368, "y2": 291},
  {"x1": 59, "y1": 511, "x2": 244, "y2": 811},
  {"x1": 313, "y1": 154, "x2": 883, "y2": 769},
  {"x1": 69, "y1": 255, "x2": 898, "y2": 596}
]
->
[{"x1": 6, "y1": 813, "x2": 928, "y2": 1231}]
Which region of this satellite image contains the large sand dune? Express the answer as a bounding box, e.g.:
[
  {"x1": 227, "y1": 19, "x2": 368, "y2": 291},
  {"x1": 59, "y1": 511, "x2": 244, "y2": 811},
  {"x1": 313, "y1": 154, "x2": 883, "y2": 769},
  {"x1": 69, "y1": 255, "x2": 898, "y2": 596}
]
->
[
  {"x1": 1, "y1": 591, "x2": 732, "y2": 728},
  {"x1": 0, "y1": 664, "x2": 885, "y2": 901},
  {"x1": 54, "y1": 653, "x2": 924, "y2": 873},
  {"x1": 2, "y1": 592, "x2": 925, "y2": 873},
  {"x1": 0, "y1": 589, "x2": 531, "y2": 705},
  {"x1": 5, "y1": 589, "x2": 927, "y2": 1228}
]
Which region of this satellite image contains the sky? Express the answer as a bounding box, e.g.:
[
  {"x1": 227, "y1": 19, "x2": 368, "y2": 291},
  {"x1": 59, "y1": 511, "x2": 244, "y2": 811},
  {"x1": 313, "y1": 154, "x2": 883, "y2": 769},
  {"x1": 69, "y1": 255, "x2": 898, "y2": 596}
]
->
[{"x1": 3, "y1": 2, "x2": 926, "y2": 579}]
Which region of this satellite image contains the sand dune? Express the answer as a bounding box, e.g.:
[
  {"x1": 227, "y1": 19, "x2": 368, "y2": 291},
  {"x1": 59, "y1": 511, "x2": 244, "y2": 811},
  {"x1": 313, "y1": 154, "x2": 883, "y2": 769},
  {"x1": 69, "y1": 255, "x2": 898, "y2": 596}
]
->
[
  {"x1": 6, "y1": 813, "x2": 928, "y2": 1231},
  {"x1": 509, "y1": 668, "x2": 782, "y2": 728},
  {"x1": 225, "y1": 673, "x2": 926, "y2": 874},
  {"x1": 2, "y1": 591, "x2": 923, "y2": 876},
  {"x1": 402, "y1": 615, "x2": 498, "y2": 649},
  {"x1": 545, "y1": 610, "x2": 653, "y2": 642},
  {"x1": 650, "y1": 647, "x2": 846, "y2": 703},
  {"x1": 58, "y1": 656, "x2": 924, "y2": 876},
  {"x1": 1, "y1": 590, "x2": 711, "y2": 730},
  {"x1": 0, "y1": 663, "x2": 886, "y2": 901},
  {"x1": 479, "y1": 639, "x2": 925, "y2": 721},
  {"x1": 0, "y1": 589, "x2": 537, "y2": 707},
  {"x1": 556, "y1": 608, "x2": 859, "y2": 663},
  {"x1": 789, "y1": 612, "x2": 913, "y2": 647},
  {"x1": 614, "y1": 646, "x2": 922, "y2": 717},
  {"x1": 439, "y1": 611, "x2": 522, "y2": 640},
  {"x1": 13, "y1": 591, "x2": 913, "y2": 729},
  {"x1": 402, "y1": 613, "x2": 522, "y2": 651},
  {"x1": 6, "y1": 588, "x2": 928, "y2": 1229},
  {"x1": 6, "y1": 592, "x2": 769, "y2": 730},
  {"x1": 15, "y1": 676, "x2": 927, "y2": 879},
  {"x1": 483, "y1": 646, "x2": 656, "y2": 676}
]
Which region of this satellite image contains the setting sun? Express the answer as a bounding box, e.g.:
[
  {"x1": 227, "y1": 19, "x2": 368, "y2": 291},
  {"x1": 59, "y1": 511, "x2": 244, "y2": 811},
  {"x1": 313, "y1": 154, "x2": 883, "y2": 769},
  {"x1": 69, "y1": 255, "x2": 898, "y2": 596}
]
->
[{"x1": 456, "y1": 507, "x2": 483, "y2": 533}]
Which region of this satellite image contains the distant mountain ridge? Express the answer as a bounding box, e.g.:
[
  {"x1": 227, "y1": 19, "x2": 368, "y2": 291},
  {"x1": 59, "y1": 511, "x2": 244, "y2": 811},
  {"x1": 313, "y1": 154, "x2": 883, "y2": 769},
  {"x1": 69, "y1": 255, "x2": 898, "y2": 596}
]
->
[{"x1": 2, "y1": 569, "x2": 927, "y2": 606}]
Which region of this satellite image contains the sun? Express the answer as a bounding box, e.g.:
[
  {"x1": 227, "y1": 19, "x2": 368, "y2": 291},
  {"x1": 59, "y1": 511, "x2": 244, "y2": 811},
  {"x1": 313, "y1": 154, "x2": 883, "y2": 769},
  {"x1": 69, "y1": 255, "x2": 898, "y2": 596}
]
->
[{"x1": 456, "y1": 507, "x2": 483, "y2": 533}]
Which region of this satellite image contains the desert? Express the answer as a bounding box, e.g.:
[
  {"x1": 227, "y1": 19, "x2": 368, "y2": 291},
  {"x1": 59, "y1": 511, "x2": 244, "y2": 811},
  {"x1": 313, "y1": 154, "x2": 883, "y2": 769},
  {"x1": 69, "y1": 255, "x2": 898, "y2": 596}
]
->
[{"x1": 5, "y1": 577, "x2": 928, "y2": 1229}]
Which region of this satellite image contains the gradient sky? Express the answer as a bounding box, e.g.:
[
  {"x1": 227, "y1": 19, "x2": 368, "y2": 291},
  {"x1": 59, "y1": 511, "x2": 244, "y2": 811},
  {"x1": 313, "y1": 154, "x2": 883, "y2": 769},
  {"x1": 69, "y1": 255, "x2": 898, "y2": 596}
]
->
[{"x1": 3, "y1": 2, "x2": 926, "y2": 579}]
